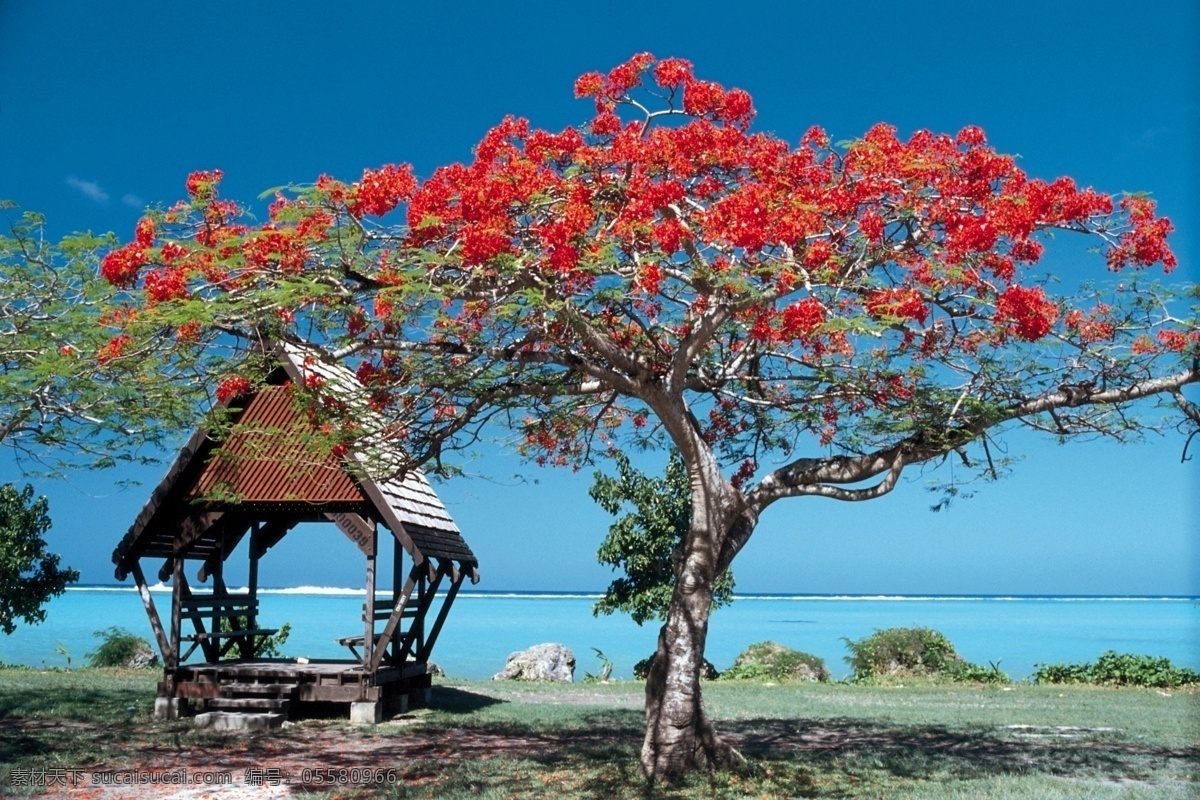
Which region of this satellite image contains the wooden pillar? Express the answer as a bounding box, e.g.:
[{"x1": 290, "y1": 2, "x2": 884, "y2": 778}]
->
[
  {"x1": 362, "y1": 524, "x2": 378, "y2": 673},
  {"x1": 169, "y1": 553, "x2": 183, "y2": 670},
  {"x1": 391, "y1": 532, "x2": 403, "y2": 665},
  {"x1": 130, "y1": 561, "x2": 171, "y2": 662},
  {"x1": 248, "y1": 522, "x2": 261, "y2": 626}
]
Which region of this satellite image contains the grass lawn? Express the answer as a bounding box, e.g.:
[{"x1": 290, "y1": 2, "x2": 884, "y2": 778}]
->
[{"x1": 0, "y1": 667, "x2": 1195, "y2": 798}]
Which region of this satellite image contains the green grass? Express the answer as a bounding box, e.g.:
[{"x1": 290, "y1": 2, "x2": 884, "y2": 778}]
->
[{"x1": 1, "y1": 668, "x2": 1196, "y2": 799}]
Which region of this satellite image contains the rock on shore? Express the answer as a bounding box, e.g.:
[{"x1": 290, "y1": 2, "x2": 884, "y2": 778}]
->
[{"x1": 492, "y1": 643, "x2": 575, "y2": 682}]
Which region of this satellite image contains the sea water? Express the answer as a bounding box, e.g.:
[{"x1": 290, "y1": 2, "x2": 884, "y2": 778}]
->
[{"x1": 1, "y1": 588, "x2": 1195, "y2": 681}]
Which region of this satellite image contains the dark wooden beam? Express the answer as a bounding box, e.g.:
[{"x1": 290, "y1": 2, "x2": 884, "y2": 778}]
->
[
  {"x1": 169, "y1": 555, "x2": 183, "y2": 670},
  {"x1": 327, "y1": 512, "x2": 376, "y2": 556},
  {"x1": 158, "y1": 512, "x2": 224, "y2": 581},
  {"x1": 418, "y1": 566, "x2": 465, "y2": 663},
  {"x1": 130, "y1": 561, "x2": 170, "y2": 662},
  {"x1": 368, "y1": 564, "x2": 422, "y2": 674},
  {"x1": 391, "y1": 565, "x2": 445, "y2": 667},
  {"x1": 362, "y1": 525, "x2": 378, "y2": 670}
]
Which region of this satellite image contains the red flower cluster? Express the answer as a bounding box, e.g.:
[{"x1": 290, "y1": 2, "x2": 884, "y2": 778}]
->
[
  {"x1": 215, "y1": 375, "x2": 252, "y2": 404},
  {"x1": 186, "y1": 169, "x2": 224, "y2": 200},
  {"x1": 97, "y1": 334, "x2": 132, "y2": 365},
  {"x1": 865, "y1": 288, "x2": 929, "y2": 324},
  {"x1": 779, "y1": 297, "x2": 825, "y2": 340},
  {"x1": 352, "y1": 164, "x2": 417, "y2": 217},
  {"x1": 994, "y1": 285, "x2": 1058, "y2": 341},
  {"x1": 1106, "y1": 196, "x2": 1177, "y2": 272},
  {"x1": 142, "y1": 268, "x2": 188, "y2": 304},
  {"x1": 100, "y1": 243, "x2": 147, "y2": 288},
  {"x1": 1064, "y1": 307, "x2": 1116, "y2": 345}
]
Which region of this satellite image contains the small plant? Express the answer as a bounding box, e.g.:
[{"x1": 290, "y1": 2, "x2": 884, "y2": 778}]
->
[
  {"x1": 1033, "y1": 651, "x2": 1200, "y2": 688},
  {"x1": 582, "y1": 647, "x2": 613, "y2": 683},
  {"x1": 219, "y1": 617, "x2": 291, "y2": 659},
  {"x1": 54, "y1": 641, "x2": 72, "y2": 669},
  {"x1": 86, "y1": 627, "x2": 154, "y2": 668},
  {"x1": 719, "y1": 642, "x2": 829, "y2": 683},
  {"x1": 946, "y1": 659, "x2": 1009, "y2": 684}
]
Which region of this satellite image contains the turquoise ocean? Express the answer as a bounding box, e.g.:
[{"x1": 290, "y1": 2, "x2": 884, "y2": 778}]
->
[{"x1": 1, "y1": 588, "x2": 1195, "y2": 681}]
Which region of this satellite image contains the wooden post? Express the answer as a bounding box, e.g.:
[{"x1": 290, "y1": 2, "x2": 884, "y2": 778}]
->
[
  {"x1": 419, "y1": 568, "x2": 465, "y2": 663},
  {"x1": 369, "y1": 563, "x2": 422, "y2": 673},
  {"x1": 169, "y1": 553, "x2": 183, "y2": 670},
  {"x1": 130, "y1": 561, "x2": 171, "y2": 661},
  {"x1": 248, "y1": 522, "x2": 261, "y2": 628},
  {"x1": 362, "y1": 524, "x2": 378, "y2": 673},
  {"x1": 391, "y1": 531, "x2": 402, "y2": 665}
]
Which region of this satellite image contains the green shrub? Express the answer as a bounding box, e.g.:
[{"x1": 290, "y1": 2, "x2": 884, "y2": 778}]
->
[
  {"x1": 86, "y1": 627, "x2": 156, "y2": 668},
  {"x1": 843, "y1": 627, "x2": 1006, "y2": 683},
  {"x1": 1033, "y1": 651, "x2": 1200, "y2": 688},
  {"x1": 633, "y1": 654, "x2": 719, "y2": 680},
  {"x1": 719, "y1": 641, "x2": 829, "y2": 683},
  {"x1": 844, "y1": 627, "x2": 961, "y2": 679}
]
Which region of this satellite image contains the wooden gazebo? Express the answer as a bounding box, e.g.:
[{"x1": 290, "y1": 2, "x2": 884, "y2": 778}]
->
[{"x1": 111, "y1": 344, "x2": 479, "y2": 726}]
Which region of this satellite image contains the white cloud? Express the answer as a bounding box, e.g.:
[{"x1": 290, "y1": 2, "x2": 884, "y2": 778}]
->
[
  {"x1": 122, "y1": 194, "x2": 145, "y2": 209},
  {"x1": 65, "y1": 176, "x2": 109, "y2": 204}
]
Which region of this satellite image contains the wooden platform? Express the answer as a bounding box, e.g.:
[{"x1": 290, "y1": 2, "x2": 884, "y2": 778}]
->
[{"x1": 165, "y1": 658, "x2": 431, "y2": 706}]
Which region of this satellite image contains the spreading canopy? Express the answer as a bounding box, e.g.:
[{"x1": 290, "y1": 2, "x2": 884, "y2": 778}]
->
[{"x1": 87, "y1": 54, "x2": 1196, "y2": 498}]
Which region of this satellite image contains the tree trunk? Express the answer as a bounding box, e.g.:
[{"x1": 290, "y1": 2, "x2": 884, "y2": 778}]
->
[
  {"x1": 639, "y1": 450, "x2": 748, "y2": 782},
  {"x1": 640, "y1": 546, "x2": 743, "y2": 781}
]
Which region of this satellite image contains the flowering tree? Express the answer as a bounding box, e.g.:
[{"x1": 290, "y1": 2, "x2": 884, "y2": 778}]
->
[
  {"x1": 89, "y1": 56, "x2": 1197, "y2": 781},
  {"x1": 0, "y1": 205, "x2": 210, "y2": 474}
]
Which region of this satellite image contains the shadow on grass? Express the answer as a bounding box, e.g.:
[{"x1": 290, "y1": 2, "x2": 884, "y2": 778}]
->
[
  {"x1": 428, "y1": 685, "x2": 509, "y2": 714},
  {"x1": 363, "y1": 715, "x2": 1197, "y2": 799}
]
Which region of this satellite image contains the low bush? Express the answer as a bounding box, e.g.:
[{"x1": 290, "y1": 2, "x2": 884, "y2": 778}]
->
[
  {"x1": 633, "y1": 653, "x2": 719, "y2": 680},
  {"x1": 719, "y1": 641, "x2": 829, "y2": 683},
  {"x1": 844, "y1": 627, "x2": 1008, "y2": 683},
  {"x1": 86, "y1": 627, "x2": 157, "y2": 668},
  {"x1": 1033, "y1": 651, "x2": 1200, "y2": 688}
]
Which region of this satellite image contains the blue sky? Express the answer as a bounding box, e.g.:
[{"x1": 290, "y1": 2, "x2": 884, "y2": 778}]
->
[{"x1": 1, "y1": 0, "x2": 1196, "y2": 596}]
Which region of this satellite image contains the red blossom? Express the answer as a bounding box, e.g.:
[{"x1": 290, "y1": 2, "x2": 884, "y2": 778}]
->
[
  {"x1": 215, "y1": 376, "x2": 252, "y2": 404},
  {"x1": 134, "y1": 217, "x2": 156, "y2": 247},
  {"x1": 185, "y1": 169, "x2": 223, "y2": 200},
  {"x1": 352, "y1": 163, "x2": 417, "y2": 217},
  {"x1": 142, "y1": 268, "x2": 188, "y2": 304},
  {"x1": 100, "y1": 243, "x2": 146, "y2": 288},
  {"x1": 865, "y1": 288, "x2": 929, "y2": 324},
  {"x1": 994, "y1": 285, "x2": 1058, "y2": 341},
  {"x1": 97, "y1": 334, "x2": 132, "y2": 365},
  {"x1": 653, "y1": 58, "x2": 693, "y2": 89},
  {"x1": 779, "y1": 297, "x2": 825, "y2": 340},
  {"x1": 574, "y1": 71, "x2": 604, "y2": 98},
  {"x1": 636, "y1": 263, "x2": 664, "y2": 294}
]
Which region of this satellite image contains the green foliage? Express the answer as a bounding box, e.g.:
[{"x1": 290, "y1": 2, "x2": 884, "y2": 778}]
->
[
  {"x1": 86, "y1": 627, "x2": 154, "y2": 668},
  {"x1": 1033, "y1": 651, "x2": 1200, "y2": 688},
  {"x1": 218, "y1": 617, "x2": 291, "y2": 659},
  {"x1": 844, "y1": 626, "x2": 1007, "y2": 683},
  {"x1": 0, "y1": 484, "x2": 78, "y2": 635},
  {"x1": 633, "y1": 653, "x2": 720, "y2": 680},
  {"x1": 0, "y1": 205, "x2": 218, "y2": 477},
  {"x1": 719, "y1": 641, "x2": 829, "y2": 682},
  {"x1": 589, "y1": 451, "x2": 734, "y2": 626}
]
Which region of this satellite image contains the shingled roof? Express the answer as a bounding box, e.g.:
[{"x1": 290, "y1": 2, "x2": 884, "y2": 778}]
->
[{"x1": 112, "y1": 343, "x2": 478, "y2": 580}]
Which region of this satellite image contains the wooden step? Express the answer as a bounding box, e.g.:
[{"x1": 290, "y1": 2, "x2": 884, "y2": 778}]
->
[
  {"x1": 194, "y1": 711, "x2": 285, "y2": 731},
  {"x1": 221, "y1": 683, "x2": 299, "y2": 697},
  {"x1": 207, "y1": 697, "x2": 290, "y2": 712}
]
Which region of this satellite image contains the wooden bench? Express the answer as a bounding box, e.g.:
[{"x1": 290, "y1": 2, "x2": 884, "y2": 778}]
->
[
  {"x1": 180, "y1": 595, "x2": 277, "y2": 661},
  {"x1": 337, "y1": 600, "x2": 418, "y2": 660}
]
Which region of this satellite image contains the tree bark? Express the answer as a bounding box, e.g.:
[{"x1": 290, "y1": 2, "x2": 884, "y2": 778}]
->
[{"x1": 639, "y1": 428, "x2": 748, "y2": 782}]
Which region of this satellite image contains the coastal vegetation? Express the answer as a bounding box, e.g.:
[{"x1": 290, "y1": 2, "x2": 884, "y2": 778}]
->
[{"x1": 0, "y1": 666, "x2": 1195, "y2": 799}]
